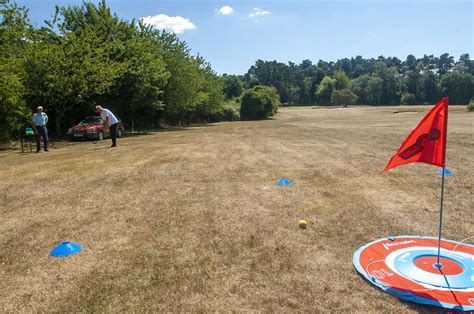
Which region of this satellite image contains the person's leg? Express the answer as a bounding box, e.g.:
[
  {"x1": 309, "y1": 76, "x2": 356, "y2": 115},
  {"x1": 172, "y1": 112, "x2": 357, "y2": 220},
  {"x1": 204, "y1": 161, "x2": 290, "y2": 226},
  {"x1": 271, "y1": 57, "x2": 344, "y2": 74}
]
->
[
  {"x1": 35, "y1": 126, "x2": 41, "y2": 152},
  {"x1": 110, "y1": 124, "x2": 117, "y2": 147},
  {"x1": 42, "y1": 127, "x2": 49, "y2": 151}
]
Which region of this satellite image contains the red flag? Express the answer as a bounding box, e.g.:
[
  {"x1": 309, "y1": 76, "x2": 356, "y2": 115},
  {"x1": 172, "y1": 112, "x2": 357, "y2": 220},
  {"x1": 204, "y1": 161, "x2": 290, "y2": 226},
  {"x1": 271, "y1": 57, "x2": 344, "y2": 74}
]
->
[{"x1": 383, "y1": 98, "x2": 448, "y2": 172}]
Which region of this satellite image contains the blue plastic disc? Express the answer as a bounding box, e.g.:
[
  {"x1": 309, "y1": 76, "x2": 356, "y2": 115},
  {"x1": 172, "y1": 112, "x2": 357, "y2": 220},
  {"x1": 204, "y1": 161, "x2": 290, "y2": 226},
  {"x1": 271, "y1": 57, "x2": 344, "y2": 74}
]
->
[
  {"x1": 437, "y1": 169, "x2": 453, "y2": 175},
  {"x1": 50, "y1": 242, "x2": 82, "y2": 257},
  {"x1": 277, "y1": 178, "x2": 293, "y2": 185}
]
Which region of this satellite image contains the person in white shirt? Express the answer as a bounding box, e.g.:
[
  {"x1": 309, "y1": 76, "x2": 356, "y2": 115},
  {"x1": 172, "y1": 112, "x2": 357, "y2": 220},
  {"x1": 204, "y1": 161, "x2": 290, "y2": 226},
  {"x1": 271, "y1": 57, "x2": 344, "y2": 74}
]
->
[
  {"x1": 32, "y1": 106, "x2": 49, "y2": 152},
  {"x1": 95, "y1": 105, "x2": 119, "y2": 147}
]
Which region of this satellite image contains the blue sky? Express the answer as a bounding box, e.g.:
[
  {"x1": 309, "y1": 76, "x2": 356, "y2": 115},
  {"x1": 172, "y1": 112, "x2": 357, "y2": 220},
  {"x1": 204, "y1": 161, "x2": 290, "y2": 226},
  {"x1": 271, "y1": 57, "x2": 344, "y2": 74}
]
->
[{"x1": 20, "y1": 0, "x2": 473, "y2": 74}]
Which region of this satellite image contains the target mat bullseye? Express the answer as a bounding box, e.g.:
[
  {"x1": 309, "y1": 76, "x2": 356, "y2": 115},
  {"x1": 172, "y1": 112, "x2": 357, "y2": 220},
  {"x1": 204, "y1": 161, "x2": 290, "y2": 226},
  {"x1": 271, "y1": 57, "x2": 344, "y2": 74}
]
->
[{"x1": 353, "y1": 236, "x2": 474, "y2": 311}]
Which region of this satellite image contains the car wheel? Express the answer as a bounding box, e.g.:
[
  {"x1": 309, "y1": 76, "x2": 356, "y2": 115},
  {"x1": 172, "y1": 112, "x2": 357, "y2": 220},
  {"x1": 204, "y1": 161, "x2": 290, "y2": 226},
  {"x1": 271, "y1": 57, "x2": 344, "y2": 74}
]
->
[
  {"x1": 117, "y1": 128, "x2": 123, "y2": 138},
  {"x1": 97, "y1": 131, "x2": 104, "y2": 141}
]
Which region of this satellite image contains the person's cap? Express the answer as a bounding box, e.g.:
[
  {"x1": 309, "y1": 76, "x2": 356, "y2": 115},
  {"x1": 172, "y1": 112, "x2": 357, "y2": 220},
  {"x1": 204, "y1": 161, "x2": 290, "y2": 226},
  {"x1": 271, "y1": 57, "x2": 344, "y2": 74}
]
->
[{"x1": 37, "y1": 106, "x2": 43, "y2": 110}]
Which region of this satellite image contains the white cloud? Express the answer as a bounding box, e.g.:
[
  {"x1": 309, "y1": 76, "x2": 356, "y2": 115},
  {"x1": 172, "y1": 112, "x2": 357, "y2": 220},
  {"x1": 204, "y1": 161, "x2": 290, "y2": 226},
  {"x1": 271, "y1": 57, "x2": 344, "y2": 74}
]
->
[
  {"x1": 217, "y1": 6, "x2": 234, "y2": 15},
  {"x1": 141, "y1": 14, "x2": 196, "y2": 34},
  {"x1": 249, "y1": 8, "x2": 271, "y2": 21}
]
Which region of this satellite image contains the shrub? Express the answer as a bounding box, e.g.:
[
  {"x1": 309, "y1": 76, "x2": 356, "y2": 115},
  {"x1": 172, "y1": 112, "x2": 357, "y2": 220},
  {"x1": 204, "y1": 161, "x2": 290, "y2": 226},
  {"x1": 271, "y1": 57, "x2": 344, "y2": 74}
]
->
[
  {"x1": 222, "y1": 106, "x2": 240, "y2": 121},
  {"x1": 240, "y1": 85, "x2": 281, "y2": 120},
  {"x1": 331, "y1": 89, "x2": 357, "y2": 107},
  {"x1": 468, "y1": 99, "x2": 474, "y2": 111},
  {"x1": 400, "y1": 92, "x2": 416, "y2": 105}
]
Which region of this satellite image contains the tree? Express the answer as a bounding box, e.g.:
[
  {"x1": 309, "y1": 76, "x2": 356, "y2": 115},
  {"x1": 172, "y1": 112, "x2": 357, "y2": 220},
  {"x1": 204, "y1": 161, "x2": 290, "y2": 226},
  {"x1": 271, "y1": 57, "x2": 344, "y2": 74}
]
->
[
  {"x1": 302, "y1": 76, "x2": 313, "y2": 104},
  {"x1": 350, "y1": 74, "x2": 370, "y2": 104},
  {"x1": 25, "y1": 1, "x2": 132, "y2": 135},
  {"x1": 454, "y1": 54, "x2": 474, "y2": 75},
  {"x1": 437, "y1": 53, "x2": 454, "y2": 75},
  {"x1": 241, "y1": 53, "x2": 471, "y2": 107},
  {"x1": 331, "y1": 89, "x2": 357, "y2": 107},
  {"x1": 108, "y1": 23, "x2": 169, "y2": 129},
  {"x1": 373, "y1": 62, "x2": 400, "y2": 104},
  {"x1": 403, "y1": 54, "x2": 417, "y2": 71},
  {"x1": 222, "y1": 75, "x2": 243, "y2": 99},
  {"x1": 0, "y1": 0, "x2": 240, "y2": 142},
  {"x1": 0, "y1": 0, "x2": 31, "y2": 141},
  {"x1": 440, "y1": 72, "x2": 474, "y2": 105},
  {"x1": 366, "y1": 76, "x2": 384, "y2": 105},
  {"x1": 315, "y1": 76, "x2": 336, "y2": 105},
  {"x1": 401, "y1": 68, "x2": 420, "y2": 101},
  {"x1": 334, "y1": 71, "x2": 350, "y2": 90},
  {"x1": 419, "y1": 69, "x2": 439, "y2": 103}
]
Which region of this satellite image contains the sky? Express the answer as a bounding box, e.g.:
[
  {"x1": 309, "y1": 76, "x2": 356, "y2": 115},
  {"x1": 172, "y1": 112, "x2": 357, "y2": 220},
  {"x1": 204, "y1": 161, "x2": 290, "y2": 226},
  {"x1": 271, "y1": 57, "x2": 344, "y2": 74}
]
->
[{"x1": 19, "y1": 0, "x2": 474, "y2": 75}]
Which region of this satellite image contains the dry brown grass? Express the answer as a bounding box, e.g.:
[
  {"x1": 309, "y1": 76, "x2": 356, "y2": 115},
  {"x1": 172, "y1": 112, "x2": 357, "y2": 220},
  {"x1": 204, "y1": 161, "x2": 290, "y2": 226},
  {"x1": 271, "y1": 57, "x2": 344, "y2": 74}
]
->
[{"x1": 1, "y1": 106, "x2": 473, "y2": 312}]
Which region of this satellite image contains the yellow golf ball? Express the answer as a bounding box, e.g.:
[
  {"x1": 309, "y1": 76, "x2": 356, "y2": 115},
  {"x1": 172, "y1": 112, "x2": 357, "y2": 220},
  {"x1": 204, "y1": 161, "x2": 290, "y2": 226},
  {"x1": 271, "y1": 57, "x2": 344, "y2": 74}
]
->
[{"x1": 298, "y1": 220, "x2": 307, "y2": 229}]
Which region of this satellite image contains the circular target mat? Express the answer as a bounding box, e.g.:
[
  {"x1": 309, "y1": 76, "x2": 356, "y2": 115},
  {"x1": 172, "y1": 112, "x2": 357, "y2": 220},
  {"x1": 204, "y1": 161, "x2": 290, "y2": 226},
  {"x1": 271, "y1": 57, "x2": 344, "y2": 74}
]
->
[{"x1": 353, "y1": 236, "x2": 474, "y2": 311}]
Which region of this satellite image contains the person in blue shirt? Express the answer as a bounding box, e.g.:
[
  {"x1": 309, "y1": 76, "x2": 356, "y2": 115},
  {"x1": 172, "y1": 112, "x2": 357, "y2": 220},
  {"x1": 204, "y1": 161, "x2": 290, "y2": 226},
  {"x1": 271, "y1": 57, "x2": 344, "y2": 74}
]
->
[{"x1": 32, "y1": 106, "x2": 49, "y2": 152}]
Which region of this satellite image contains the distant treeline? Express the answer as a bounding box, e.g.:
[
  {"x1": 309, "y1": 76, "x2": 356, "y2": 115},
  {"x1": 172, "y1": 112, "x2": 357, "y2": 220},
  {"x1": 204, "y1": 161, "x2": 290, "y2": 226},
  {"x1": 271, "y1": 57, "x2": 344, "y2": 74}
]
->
[
  {"x1": 233, "y1": 54, "x2": 474, "y2": 106},
  {"x1": 1, "y1": 0, "x2": 236, "y2": 141}
]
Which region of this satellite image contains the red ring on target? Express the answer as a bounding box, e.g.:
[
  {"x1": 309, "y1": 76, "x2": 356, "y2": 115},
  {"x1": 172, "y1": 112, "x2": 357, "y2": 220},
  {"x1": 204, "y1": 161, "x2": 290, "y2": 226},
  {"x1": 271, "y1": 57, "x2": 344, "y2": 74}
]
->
[{"x1": 413, "y1": 255, "x2": 463, "y2": 275}]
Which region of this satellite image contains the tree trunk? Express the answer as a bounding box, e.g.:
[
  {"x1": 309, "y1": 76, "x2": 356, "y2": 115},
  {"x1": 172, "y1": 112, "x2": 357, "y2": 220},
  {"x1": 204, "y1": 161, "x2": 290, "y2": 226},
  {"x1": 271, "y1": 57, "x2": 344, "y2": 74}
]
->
[{"x1": 55, "y1": 108, "x2": 62, "y2": 136}]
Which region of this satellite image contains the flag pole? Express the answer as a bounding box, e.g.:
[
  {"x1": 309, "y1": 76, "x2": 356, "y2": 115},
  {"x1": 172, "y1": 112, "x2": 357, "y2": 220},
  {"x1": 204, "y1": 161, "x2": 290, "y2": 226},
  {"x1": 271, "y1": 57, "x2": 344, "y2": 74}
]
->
[
  {"x1": 435, "y1": 167, "x2": 445, "y2": 268},
  {"x1": 435, "y1": 97, "x2": 449, "y2": 268}
]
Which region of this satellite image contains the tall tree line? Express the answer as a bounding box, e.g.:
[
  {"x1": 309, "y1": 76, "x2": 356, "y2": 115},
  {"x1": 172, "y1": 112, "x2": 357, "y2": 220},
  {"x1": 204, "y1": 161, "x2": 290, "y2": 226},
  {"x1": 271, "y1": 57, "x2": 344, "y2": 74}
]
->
[
  {"x1": 242, "y1": 54, "x2": 474, "y2": 106},
  {"x1": 0, "y1": 0, "x2": 227, "y2": 141}
]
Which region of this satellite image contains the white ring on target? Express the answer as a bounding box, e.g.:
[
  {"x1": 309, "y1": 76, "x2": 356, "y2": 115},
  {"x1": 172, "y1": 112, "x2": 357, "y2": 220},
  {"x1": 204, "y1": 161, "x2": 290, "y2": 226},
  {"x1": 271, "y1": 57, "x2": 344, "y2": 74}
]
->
[
  {"x1": 364, "y1": 259, "x2": 436, "y2": 293},
  {"x1": 384, "y1": 246, "x2": 474, "y2": 292}
]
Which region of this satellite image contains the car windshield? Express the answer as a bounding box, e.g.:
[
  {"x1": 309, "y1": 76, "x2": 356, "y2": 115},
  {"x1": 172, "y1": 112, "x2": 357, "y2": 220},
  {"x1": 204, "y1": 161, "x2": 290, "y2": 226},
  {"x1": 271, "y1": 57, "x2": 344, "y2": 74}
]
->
[{"x1": 78, "y1": 118, "x2": 101, "y2": 126}]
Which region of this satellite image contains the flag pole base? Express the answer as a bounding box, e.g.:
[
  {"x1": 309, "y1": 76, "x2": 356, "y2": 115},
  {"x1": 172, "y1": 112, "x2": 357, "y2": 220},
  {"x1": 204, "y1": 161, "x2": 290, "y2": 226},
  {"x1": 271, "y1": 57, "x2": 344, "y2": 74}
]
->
[{"x1": 437, "y1": 168, "x2": 453, "y2": 175}]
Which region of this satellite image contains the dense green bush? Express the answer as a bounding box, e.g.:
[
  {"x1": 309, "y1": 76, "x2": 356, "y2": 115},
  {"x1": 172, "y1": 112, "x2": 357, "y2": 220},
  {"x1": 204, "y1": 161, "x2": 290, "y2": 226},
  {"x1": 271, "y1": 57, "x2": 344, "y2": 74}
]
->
[
  {"x1": 331, "y1": 89, "x2": 357, "y2": 107},
  {"x1": 240, "y1": 85, "x2": 280, "y2": 120},
  {"x1": 400, "y1": 92, "x2": 416, "y2": 105},
  {"x1": 468, "y1": 99, "x2": 474, "y2": 111},
  {"x1": 221, "y1": 106, "x2": 240, "y2": 121}
]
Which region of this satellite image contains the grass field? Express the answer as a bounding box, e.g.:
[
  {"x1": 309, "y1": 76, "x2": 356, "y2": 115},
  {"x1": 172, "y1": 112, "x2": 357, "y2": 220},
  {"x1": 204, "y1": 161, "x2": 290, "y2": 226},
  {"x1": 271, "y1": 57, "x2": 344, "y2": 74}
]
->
[{"x1": 1, "y1": 106, "x2": 473, "y2": 312}]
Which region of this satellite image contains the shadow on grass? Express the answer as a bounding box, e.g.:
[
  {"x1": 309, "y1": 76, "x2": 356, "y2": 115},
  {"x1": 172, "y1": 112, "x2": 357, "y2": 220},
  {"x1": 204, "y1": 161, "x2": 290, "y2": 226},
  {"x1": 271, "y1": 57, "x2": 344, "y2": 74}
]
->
[
  {"x1": 0, "y1": 145, "x2": 23, "y2": 153},
  {"x1": 127, "y1": 123, "x2": 217, "y2": 136},
  {"x1": 2, "y1": 123, "x2": 228, "y2": 155}
]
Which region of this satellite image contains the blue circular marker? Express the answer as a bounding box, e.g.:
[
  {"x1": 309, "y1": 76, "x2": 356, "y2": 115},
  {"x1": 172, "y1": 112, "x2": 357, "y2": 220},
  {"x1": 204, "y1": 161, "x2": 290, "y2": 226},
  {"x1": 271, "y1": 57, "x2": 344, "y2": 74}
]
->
[
  {"x1": 277, "y1": 178, "x2": 293, "y2": 185},
  {"x1": 437, "y1": 169, "x2": 453, "y2": 175},
  {"x1": 51, "y1": 242, "x2": 82, "y2": 257}
]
